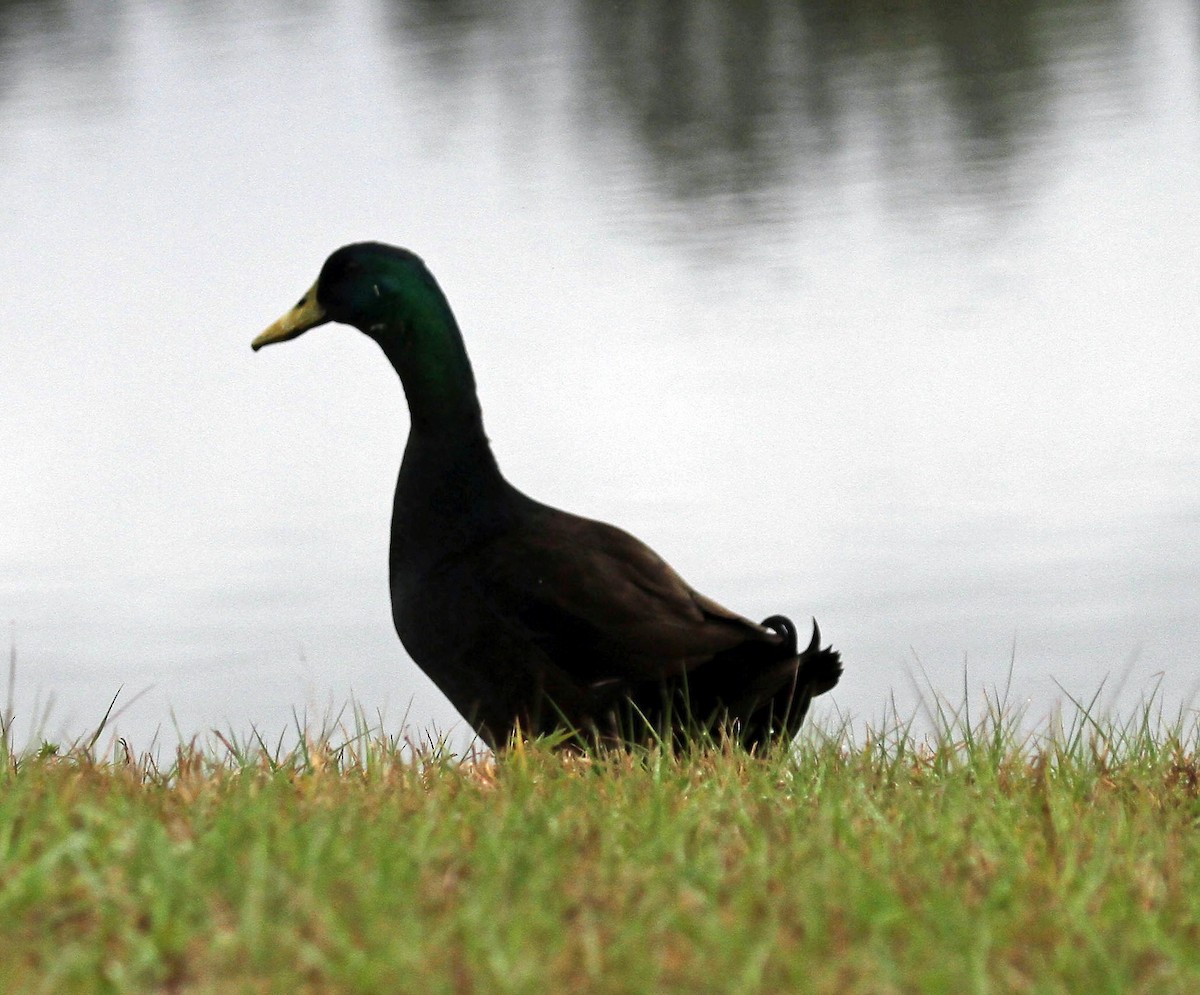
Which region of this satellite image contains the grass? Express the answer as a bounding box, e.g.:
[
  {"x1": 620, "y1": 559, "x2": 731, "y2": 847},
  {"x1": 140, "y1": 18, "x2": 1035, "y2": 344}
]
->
[{"x1": 2, "y1": 684, "x2": 1200, "y2": 994}]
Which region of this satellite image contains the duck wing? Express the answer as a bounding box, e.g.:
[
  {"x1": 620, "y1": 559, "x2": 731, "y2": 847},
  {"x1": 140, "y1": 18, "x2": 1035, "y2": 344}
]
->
[{"x1": 460, "y1": 506, "x2": 783, "y2": 686}]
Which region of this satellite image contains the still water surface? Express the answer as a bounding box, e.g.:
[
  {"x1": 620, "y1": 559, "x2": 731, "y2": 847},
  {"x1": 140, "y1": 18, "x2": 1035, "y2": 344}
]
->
[{"x1": 1, "y1": 0, "x2": 1197, "y2": 749}]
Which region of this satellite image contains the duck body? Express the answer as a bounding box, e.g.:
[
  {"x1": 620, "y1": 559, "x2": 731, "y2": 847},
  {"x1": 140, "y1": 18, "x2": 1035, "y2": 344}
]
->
[{"x1": 254, "y1": 242, "x2": 841, "y2": 749}]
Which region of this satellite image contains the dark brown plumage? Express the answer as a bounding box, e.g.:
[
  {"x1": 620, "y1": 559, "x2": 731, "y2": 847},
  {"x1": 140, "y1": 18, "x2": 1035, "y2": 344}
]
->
[{"x1": 253, "y1": 242, "x2": 842, "y2": 749}]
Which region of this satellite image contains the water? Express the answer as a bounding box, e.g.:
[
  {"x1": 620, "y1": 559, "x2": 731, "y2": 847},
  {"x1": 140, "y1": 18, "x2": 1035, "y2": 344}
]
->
[{"x1": 2, "y1": 0, "x2": 1197, "y2": 750}]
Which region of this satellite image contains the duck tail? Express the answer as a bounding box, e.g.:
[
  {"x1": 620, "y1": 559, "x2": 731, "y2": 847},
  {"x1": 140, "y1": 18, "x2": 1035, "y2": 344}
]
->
[
  {"x1": 721, "y1": 615, "x2": 842, "y2": 748},
  {"x1": 760, "y1": 616, "x2": 842, "y2": 697},
  {"x1": 799, "y1": 617, "x2": 842, "y2": 697},
  {"x1": 760, "y1": 614, "x2": 798, "y2": 654}
]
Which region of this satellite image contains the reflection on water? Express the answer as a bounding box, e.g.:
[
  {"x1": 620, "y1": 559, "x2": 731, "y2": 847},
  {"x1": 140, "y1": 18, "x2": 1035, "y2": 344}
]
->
[
  {"x1": 1, "y1": 0, "x2": 1140, "y2": 224},
  {"x1": 0, "y1": 0, "x2": 1197, "y2": 748},
  {"x1": 389, "y1": 0, "x2": 1140, "y2": 245},
  {"x1": 576, "y1": 0, "x2": 1089, "y2": 213}
]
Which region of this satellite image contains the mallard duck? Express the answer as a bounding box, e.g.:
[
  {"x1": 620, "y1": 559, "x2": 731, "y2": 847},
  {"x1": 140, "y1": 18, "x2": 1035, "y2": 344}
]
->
[{"x1": 252, "y1": 243, "x2": 841, "y2": 749}]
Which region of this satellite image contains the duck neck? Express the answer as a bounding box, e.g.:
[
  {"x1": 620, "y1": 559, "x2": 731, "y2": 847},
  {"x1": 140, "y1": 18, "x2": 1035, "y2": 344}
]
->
[
  {"x1": 375, "y1": 293, "x2": 512, "y2": 497},
  {"x1": 384, "y1": 306, "x2": 516, "y2": 568},
  {"x1": 370, "y1": 285, "x2": 486, "y2": 439}
]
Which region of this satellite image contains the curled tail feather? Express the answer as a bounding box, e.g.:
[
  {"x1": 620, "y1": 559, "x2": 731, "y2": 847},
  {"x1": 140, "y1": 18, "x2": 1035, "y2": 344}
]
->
[
  {"x1": 723, "y1": 616, "x2": 842, "y2": 747},
  {"x1": 760, "y1": 616, "x2": 843, "y2": 697}
]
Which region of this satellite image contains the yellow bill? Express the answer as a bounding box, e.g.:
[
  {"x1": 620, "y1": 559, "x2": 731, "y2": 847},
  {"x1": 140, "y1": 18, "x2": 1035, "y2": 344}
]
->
[{"x1": 251, "y1": 281, "x2": 328, "y2": 351}]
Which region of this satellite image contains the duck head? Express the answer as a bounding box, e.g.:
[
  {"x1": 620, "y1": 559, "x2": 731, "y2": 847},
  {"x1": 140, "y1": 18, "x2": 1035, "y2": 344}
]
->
[{"x1": 252, "y1": 242, "x2": 441, "y2": 350}]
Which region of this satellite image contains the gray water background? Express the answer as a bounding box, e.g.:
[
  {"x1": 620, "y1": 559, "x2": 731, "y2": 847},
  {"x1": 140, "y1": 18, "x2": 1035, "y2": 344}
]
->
[{"x1": 1, "y1": 0, "x2": 1197, "y2": 750}]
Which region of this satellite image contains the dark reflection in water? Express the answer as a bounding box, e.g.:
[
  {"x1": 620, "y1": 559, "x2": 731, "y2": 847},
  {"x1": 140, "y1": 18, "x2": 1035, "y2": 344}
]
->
[
  {"x1": 1, "y1": 0, "x2": 1139, "y2": 231},
  {"x1": 0, "y1": 0, "x2": 121, "y2": 117},
  {"x1": 385, "y1": 0, "x2": 1136, "y2": 232},
  {"x1": 600, "y1": 0, "x2": 1132, "y2": 213}
]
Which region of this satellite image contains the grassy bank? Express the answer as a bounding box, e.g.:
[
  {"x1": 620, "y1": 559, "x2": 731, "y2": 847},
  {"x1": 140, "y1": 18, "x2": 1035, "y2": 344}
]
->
[{"x1": 3, "y1": 695, "x2": 1200, "y2": 993}]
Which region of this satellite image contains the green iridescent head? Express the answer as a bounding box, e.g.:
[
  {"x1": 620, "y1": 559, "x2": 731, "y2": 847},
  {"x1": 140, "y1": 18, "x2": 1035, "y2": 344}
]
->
[{"x1": 252, "y1": 242, "x2": 448, "y2": 350}]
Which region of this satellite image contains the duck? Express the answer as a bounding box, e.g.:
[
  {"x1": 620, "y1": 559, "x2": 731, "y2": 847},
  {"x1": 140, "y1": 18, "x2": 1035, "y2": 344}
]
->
[{"x1": 252, "y1": 242, "x2": 841, "y2": 750}]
